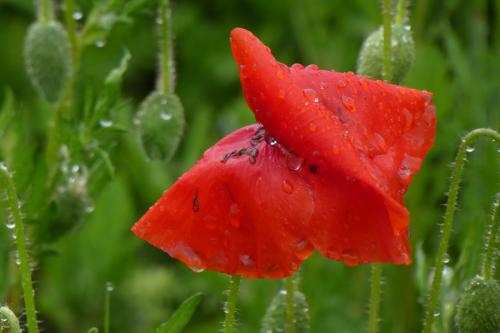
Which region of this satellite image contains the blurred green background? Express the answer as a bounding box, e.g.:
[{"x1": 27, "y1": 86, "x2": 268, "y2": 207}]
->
[{"x1": 0, "y1": 0, "x2": 499, "y2": 332}]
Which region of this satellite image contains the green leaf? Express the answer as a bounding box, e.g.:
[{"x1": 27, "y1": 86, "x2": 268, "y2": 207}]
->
[{"x1": 155, "y1": 293, "x2": 203, "y2": 333}]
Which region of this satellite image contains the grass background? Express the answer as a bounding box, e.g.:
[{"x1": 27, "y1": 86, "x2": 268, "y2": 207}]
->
[{"x1": 0, "y1": 0, "x2": 499, "y2": 332}]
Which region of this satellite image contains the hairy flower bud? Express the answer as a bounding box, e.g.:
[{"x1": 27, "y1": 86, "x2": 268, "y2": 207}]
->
[
  {"x1": 260, "y1": 289, "x2": 310, "y2": 333},
  {"x1": 455, "y1": 277, "x2": 500, "y2": 333},
  {"x1": 48, "y1": 172, "x2": 92, "y2": 241},
  {"x1": 357, "y1": 24, "x2": 415, "y2": 84},
  {"x1": 24, "y1": 21, "x2": 72, "y2": 103},
  {"x1": 134, "y1": 91, "x2": 185, "y2": 161}
]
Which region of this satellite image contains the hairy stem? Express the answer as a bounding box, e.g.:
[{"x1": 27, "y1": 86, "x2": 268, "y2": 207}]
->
[
  {"x1": 223, "y1": 275, "x2": 241, "y2": 333},
  {"x1": 38, "y1": 0, "x2": 54, "y2": 23},
  {"x1": 368, "y1": 264, "x2": 383, "y2": 333},
  {"x1": 482, "y1": 193, "x2": 500, "y2": 280},
  {"x1": 285, "y1": 276, "x2": 296, "y2": 333},
  {"x1": 382, "y1": 0, "x2": 392, "y2": 82},
  {"x1": 395, "y1": 0, "x2": 408, "y2": 26},
  {"x1": 0, "y1": 306, "x2": 21, "y2": 333},
  {"x1": 0, "y1": 164, "x2": 39, "y2": 333},
  {"x1": 422, "y1": 128, "x2": 500, "y2": 333},
  {"x1": 158, "y1": 0, "x2": 175, "y2": 94}
]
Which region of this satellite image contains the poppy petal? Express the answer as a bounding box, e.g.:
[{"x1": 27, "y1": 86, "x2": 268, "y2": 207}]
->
[
  {"x1": 230, "y1": 28, "x2": 436, "y2": 236},
  {"x1": 132, "y1": 125, "x2": 315, "y2": 278}
]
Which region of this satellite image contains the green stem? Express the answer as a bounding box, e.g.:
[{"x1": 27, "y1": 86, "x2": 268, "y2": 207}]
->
[
  {"x1": 422, "y1": 128, "x2": 500, "y2": 333},
  {"x1": 285, "y1": 276, "x2": 296, "y2": 333},
  {"x1": 104, "y1": 282, "x2": 113, "y2": 333},
  {"x1": 0, "y1": 306, "x2": 21, "y2": 333},
  {"x1": 0, "y1": 164, "x2": 39, "y2": 333},
  {"x1": 482, "y1": 193, "x2": 500, "y2": 280},
  {"x1": 223, "y1": 275, "x2": 241, "y2": 333},
  {"x1": 395, "y1": 0, "x2": 408, "y2": 26},
  {"x1": 382, "y1": 0, "x2": 392, "y2": 82},
  {"x1": 368, "y1": 264, "x2": 383, "y2": 333},
  {"x1": 158, "y1": 0, "x2": 175, "y2": 94},
  {"x1": 38, "y1": 0, "x2": 54, "y2": 23},
  {"x1": 63, "y1": 0, "x2": 80, "y2": 71}
]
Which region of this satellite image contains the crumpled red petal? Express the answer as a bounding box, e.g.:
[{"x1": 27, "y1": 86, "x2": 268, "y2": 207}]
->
[
  {"x1": 230, "y1": 28, "x2": 436, "y2": 238},
  {"x1": 132, "y1": 125, "x2": 316, "y2": 279}
]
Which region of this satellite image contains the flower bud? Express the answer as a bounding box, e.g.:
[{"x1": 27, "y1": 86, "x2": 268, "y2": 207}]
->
[
  {"x1": 48, "y1": 172, "x2": 92, "y2": 241},
  {"x1": 24, "y1": 21, "x2": 72, "y2": 103},
  {"x1": 357, "y1": 24, "x2": 415, "y2": 84},
  {"x1": 455, "y1": 277, "x2": 500, "y2": 333},
  {"x1": 260, "y1": 289, "x2": 310, "y2": 333},
  {"x1": 134, "y1": 91, "x2": 185, "y2": 161}
]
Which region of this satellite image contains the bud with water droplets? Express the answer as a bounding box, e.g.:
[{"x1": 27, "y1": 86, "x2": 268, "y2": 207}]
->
[
  {"x1": 455, "y1": 277, "x2": 500, "y2": 333},
  {"x1": 357, "y1": 24, "x2": 415, "y2": 84},
  {"x1": 134, "y1": 91, "x2": 185, "y2": 161},
  {"x1": 24, "y1": 21, "x2": 72, "y2": 102},
  {"x1": 47, "y1": 171, "x2": 92, "y2": 241},
  {"x1": 260, "y1": 289, "x2": 310, "y2": 333}
]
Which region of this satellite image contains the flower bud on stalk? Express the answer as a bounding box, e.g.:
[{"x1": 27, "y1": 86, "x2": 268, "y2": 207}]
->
[
  {"x1": 455, "y1": 277, "x2": 500, "y2": 333},
  {"x1": 24, "y1": 21, "x2": 72, "y2": 103},
  {"x1": 134, "y1": 92, "x2": 185, "y2": 161},
  {"x1": 357, "y1": 23, "x2": 414, "y2": 83},
  {"x1": 48, "y1": 170, "x2": 92, "y2": 240},
  {"x1": 261, "y1": 289, "x2": 310, "y2": 333}
]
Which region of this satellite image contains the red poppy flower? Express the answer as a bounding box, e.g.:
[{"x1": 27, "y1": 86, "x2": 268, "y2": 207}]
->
[{"x1": 132, "y1": 28, "x2": 436, "y2": 278}]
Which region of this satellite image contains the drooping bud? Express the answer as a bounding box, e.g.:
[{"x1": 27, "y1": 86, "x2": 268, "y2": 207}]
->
[
  {"x1": 357, "y1": 24, "x2": 415, "y2": 84},
  {"x1": 24, "y1": 21, "x2": 72, "y2": 103},
  {"x1": 260, "y1": 289, "x2": 310, "y2": 333},
  {"x1": 134, "y1": 91, "x2": 185, "y2": 161},
  {"x1": 47, "y1": 167, "x2": 92, "y2": 240},
  {"x1": 455, "y1": 277, "x2": 500, "y2": 333}
]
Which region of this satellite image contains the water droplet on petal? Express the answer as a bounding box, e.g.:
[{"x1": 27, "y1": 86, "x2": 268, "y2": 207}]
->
[
  {"x1": 337, "y1": 79, "x2": 348, "y2": 88},
  {"x1": 276, "y1": 70, "x2": 284, "y2": 79},
  {"x1": 291, "y1": 63, "x2": 304, "y2": 70},
  {"x1": 278, "y1": 89, "x2": 286, "y2": 99},
  {"x1": 229, "y1": 203, "x2": 241, "y2": 228},
  {"x1": 309, "y1": 123, "x2": 317, "y2": 132},
  {"x1": 269, "y1": 137, "x2": 278, "y2": 146},
  {"x1": 189, "y1": 266, "x2": 205, "y2": 273},
  {"x1": 240, "y1": 255, "x2": 253, "y2": 266},
  {"x1": 286, "y1": 153, "x2": 303, "y2": 171},
  {"x1": 302, "y1": 88, "x2": 319, "y2": 103},
  {"x1": 402, "y1": 108, "x2": 414, "y2": 131},
  {"x1": 282, "y1": 180, "x2": 293, "y2": 194},
  {"x1": 341, "y1": 95, "x2": 356, "y2": 112},
  {"x1": 305, "y1": 64, "x2": 319, "y2": 70}
]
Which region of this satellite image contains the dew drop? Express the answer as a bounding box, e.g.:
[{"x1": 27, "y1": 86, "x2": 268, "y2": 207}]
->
[
  {"x1": 72, "y1": 11, "x2": 83, "y2": 21},
  {"x1": 240, "y1": 255, "x2": 253, "y2": 266},
  {"x1": 309, "y1": 123, "x2": 317, "y2": 132},
  {"x1": 402, "y1": 108, "x2": 414, "y2": 131},
  {"x1": 291, "y1": 63, "x2": 304, "y2": 70},
  {"x1": 302, "y1": 88, "x2": 319, "y2": 103},
  {"x1": 341, "y1": 95, "x2": 356, "y2": 113},
  {"x1": 95, "y1": 40, "x2": 106, "y2": 48},
  {"x1": 278, "y1": 89, "x2": 286, "y2": 99},
  {"x1": 276, "y1": 70, "x2": 284, "y2": 79},
  {"x1": 282, "y1": 180, "x2": 293, "y2": 194},
  {"x1": 294, "y1": 240, "x2": 311, "y2": 260},
  {"x1": 189, "y1": 266, "x2": 205, "y2": 273},
  {"x1": 160, "y1": 112, "x2": 172, "y2": 121},
  {"x1": 465, "y1": 146, "x2": 475, "y2": 153},
  {"x1": 337, "y1": 79, "x2": 348, "y2": 88},
  {"x1": 229, "y1": 203, "x2": 241, "y2": 228},
  {"x1": 305, "y1": 64, "x2": 319, "y2": 70},
  {"x1": 6, "y1": 222, "x2": 15, "y2": 230},
  {"x1": 106, "y1": 282, "x2": 114, "y2": 292},
  {"x1": 286, "y1": 152, "x2": 303, "y2": 171},
  {"x1": 269, "y1": 137, "x2": 278, "y2": 146},
  {"x1": 99, "y1": 119, "x2": 113, "y2": 128}
]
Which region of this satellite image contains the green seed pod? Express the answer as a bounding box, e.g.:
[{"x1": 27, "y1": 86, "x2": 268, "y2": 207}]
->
[
  {"x1": 455, "y1": 277, "x2": 500, "y2": 333},
  {"x1": 357, "y1": 24, "x2": 415, "y2": 84},
  {"x1": 260, "y1": 289, "x2": 310, "y2": 333},
  {"x1": 134, "y1": 91, "x2": 185, "y2": 161},
  {"x1": 24, "y1": 21, "x2": 72, "y2": 103},
  {"x1": 48, "y1": 172, "x2": 92, "y2": 241}
]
